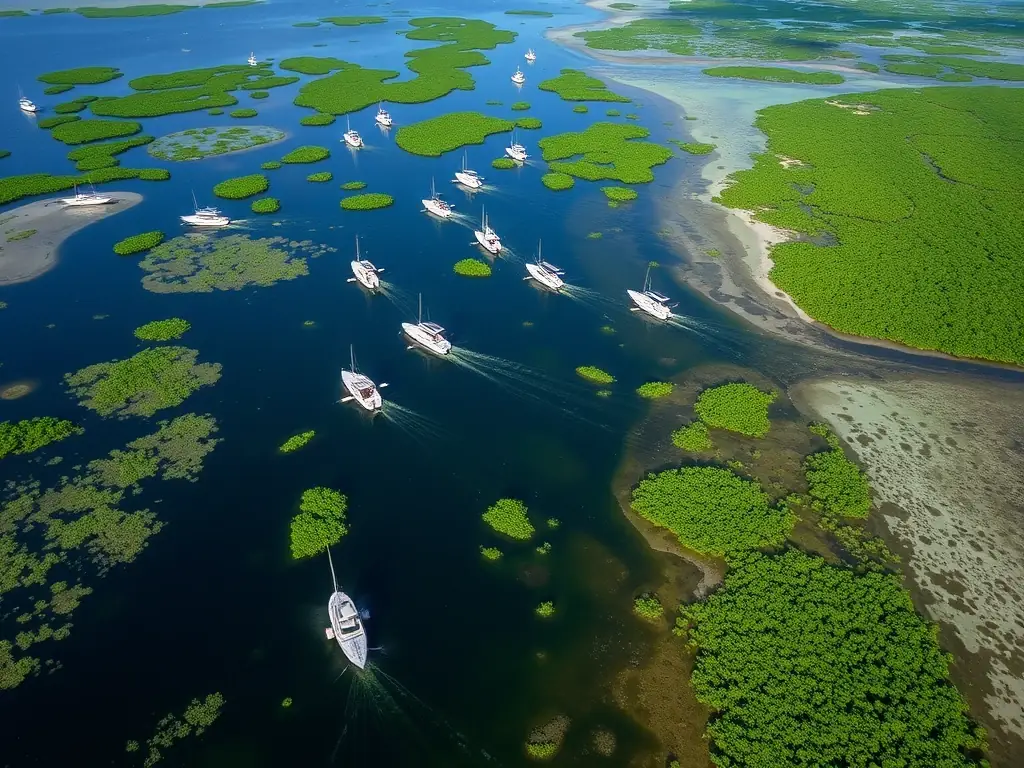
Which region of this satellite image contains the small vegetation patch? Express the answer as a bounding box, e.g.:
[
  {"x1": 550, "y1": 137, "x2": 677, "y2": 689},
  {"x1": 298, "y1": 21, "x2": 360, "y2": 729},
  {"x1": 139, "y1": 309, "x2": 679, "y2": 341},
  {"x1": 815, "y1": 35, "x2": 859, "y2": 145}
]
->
[
  {"x1": 453, "y1": 258, "x2": 492, "y2": 277},
  {"x1": 492, "y1": 157, "x2": 516, "y2": 169},
  {"x1": 68, "y1": 136, "x2": 154, "y2": 171},
  {"x1": 340, "y1": 193, "x2": 393, "y2": 211},
  {"x1": 213, "y1": 173, "x2": 269, "y2": 199},
  {"x1": 113, "y1": 231, "x2": 165, "y2": 256},
  {"x1": 505, "y1": 9, "x2": 554, "y2": 16},
  {"x1": 633, "y1": 594, "x2": 663, "y2": 621},
  {"x1": 319, "y1": 15, "x2": 386, "y2": 26},
  {"x1": 804, "y1": 425, "x2": 871, "y2": 520},
  {"x1": 511, "y1": 101, "x2": 530, "y2": 110},
  {"x1": 37, "y1": 67, "x2": 122, "y2": 86},
  {"x1": 299, "y1": 113, "x2": 336, "y2": 126},
  {"x1": 516, "y1": 117, "x2": 541, "y2": 130},
  {"x1": 43, "y1": 85, "x2": 75, "y2": 95},
  {"x1": 229, "y1": 108, "x2": 258, "y2": 118},
  {"x1": 0, "y1": 417, "x2": 82, "y2": 461},
  {"x1": 535, "y1": 601, "x2": 555, "y2": 618},
  {"x1": 480, "y1": 546, "x2": 503, "y2": 561},
  {"x1": 6, "y1": 229, "x2": 36, "y2": 242},
  {"x1": 572, "y1": 105, "x2": 588, "y2": 113},
  {"x1": 249, "y1": 91, "x2": 269, "y2": 99},
  {"x1": 541, "y1": 172, "x2": 574, "y2": 191},
  {"x1": 538, "y1": 68, "x2": 630, "y2": 102},
  {"x1": 260, "y1": 161, "x2": 281, "y2": 170},
  {"x1": 482, "y1": 498, "x2": 534, "y2": 540},
  {"x1": 340, "y1": 180, "x2": 366, "y2": 190},
  {"x1": 575, "y1": 366, "x2": 614, "y2": 385},
  {"x1": 694, "y1": 382, "x2": 777, "y2": 437},
  {"x1": 306, "y1": 171, "x2": 333, "y2": 182},
  {"x1": 279, "y1": 431, "x2": 315, "y2": 453},
  {"x1": 396, "y1": 111, "x2": 517, "y2": 156},
  {"x1": 149, "y1": 125, "x2": 284, "y2": 161},
  {"x1": 539, "y1": 123, "x2": 672, "y2": 184},
  {"x1": 636, "y1": 381, "x2": 674, "y2": 399},
  {"x1": 0, "y1": 168, "x2": 169, "y2": 206},
  {"x1": 602, "y1": 186, "x2": 637, "y2": 202},
  {"x1": 281, "y1": 145, "x2": 330, "y2": 163},
  {"x1": 703, "y1": 66, "x2": 845, "y2": 85},
  {"x1": 290, "y1": 488, "x2": 348, "y2": 560},
  {"x1": 251, "y1": 197, "x2": 279, "y2": 214},
  {"x1": 50, "y1": 119, "x2": 143, "y2": 146},
  {"x1": 672, "y1": 421, "x2": 712, "y2": 452},
  {"x1": 671, "y1": 140, "x2": 715, "y2": 155}
]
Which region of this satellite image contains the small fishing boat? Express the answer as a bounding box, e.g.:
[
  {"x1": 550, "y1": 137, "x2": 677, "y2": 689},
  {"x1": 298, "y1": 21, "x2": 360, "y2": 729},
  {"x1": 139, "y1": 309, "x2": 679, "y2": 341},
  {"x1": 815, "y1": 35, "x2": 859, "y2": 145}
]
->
[
  {"x1": 343, "y1": 116, "x2": 363, "y2": 149},
  {"x1": 180, "y1": 192, "x2": 230, "y2": 227},
  {"x1": 421, "y1": 178, "x2": 454, "y2": 219},
  {"x1": 324, "y1": 547, "x2": 367, "y2": 670},
  {"x1": 375, "y1": 102, "x2": 392, "y2": 128},
  {"x1": 60, "y1": 183, "x2": 113, "y2": 207},
  {"x1": 347, "y1": 236, "x2": 382, "y2": 291},
  {"x1": 402, "y1": 293, "x2": 452, "y2": 357},
  {"x1": 505, "y1": 131, "x2": 528, "y2": 162},
  {"x1": 454, "y1": 152, "x2": 484, "y2": 190},
  {"x1": 340, "y1": 345, "x2": 385, "y2": 411},
  {"x1": 511, "y1": 67, "x2": 526, "y2": 85},
  {"x1": 473, "y1": 206, "x2": 502, "y2": 255},
  {"x1": 627, "y1": 265, "x2": 676, "y2": 321},
  {"x1": 525, "y1": 48, "x2": 537, "y2": 62},
  {"x1": 247, "y1": 51, "x2": 258, "y2": 67},
  {"x1": 524, "y1": 242, "x2": 564, "y2": 291}
]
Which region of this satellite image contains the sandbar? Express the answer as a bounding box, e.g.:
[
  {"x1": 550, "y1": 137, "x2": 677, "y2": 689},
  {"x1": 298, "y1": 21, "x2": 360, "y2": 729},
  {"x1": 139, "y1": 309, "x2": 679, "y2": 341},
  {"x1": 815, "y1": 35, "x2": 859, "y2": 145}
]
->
[{"x1": 0, "y1": 191, "x2": 141, "y2": 285}]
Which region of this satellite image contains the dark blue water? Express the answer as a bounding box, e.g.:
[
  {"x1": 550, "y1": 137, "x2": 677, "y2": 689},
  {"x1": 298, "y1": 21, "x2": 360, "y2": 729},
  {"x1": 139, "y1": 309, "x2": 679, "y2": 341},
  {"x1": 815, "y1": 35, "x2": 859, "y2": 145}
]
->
[{"x1": 0, "y1": 3, "x2": 761, "y2": 765}]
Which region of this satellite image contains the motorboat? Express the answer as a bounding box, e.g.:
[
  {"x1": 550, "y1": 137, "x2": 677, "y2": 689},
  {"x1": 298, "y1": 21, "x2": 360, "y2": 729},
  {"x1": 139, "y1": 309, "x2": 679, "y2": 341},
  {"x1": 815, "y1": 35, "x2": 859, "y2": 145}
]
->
[
  {"x1": 524, "y1": 242, "x2": 564, "y2": 291},
  {"x1": 348, "y1": 236, "x2": 381, "y2": 290},
  {"x1": 18, "y1": 93, "x2": 37, "y2": 114},
  {"x1": 375, "y1": 102, "x2": 392, "y2": 128},
  {"x1": 511, "y1": 67, "x2": 526, "y2": 85},
  {"x1": 421, "y1": 178, "x2": 454, "y2": 219},
  {"x1": 505, "y1": 131, "x2": 528, "y2": 162},
  {"x1": 628, "y1": 265, "x2": 676, "y2": 321},
  {"x1": 343, "y1": 116, "x2": 363, "y2": 149},
  {"x1": 402, "y1": 293, "x2": 452, "y2": 356},
  {"x1": 325, "y1": 548, "x2": 367, "y2": 670},
  {"x1": 247, "y1": 51, "x2": 258, "y2": 67},
  {"x1": 60, "y1": 183, "x2": 113, "y2": 207},
  {"x1": 454, "y1": 151, "x2": 484, "y2": 190},
  {"x1": 340, "y1": 345, "x2": 384, "y2": 411},
  {"x1": 473, "y1": 206, "x2": 501, "y2": 255},
  {"x1": 525, "y1": 49, "x2": 537, "y2": 62},
  {"x1": 181, "y1": 193, "x2": 230, "y2": 227}
]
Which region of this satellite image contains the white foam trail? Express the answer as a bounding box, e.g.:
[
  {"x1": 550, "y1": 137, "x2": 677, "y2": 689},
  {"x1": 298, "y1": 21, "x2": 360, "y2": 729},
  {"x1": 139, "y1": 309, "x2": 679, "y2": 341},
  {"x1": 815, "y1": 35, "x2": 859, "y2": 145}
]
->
[
  {"x1": 561, "y1": 284, "x2": 626, "y2": 314},
  {"x1": 378, "y1": 281, "x2": 415, "y2": 316},
  {"x1": 379, "y1": 400, "x2": 445, "y2": 442}
]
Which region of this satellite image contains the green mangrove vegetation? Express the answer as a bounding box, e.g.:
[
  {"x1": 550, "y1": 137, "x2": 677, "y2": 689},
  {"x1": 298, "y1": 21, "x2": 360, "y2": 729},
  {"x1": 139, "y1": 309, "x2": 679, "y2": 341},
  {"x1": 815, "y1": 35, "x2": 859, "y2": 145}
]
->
[
  {"x1": 299, "y1": 113, "x2": 336, "y2": 126},
  {"x1": 631, "y1": 466, "x2": 794, "y2": 559},
  {"x1": 279, "y1": 430, "x2": 315, "y2": 454},
  {"x1": 671, "y1": 140, "x2": 716, "y2": 155},
  {"x1": 703, "y1": 66, "x2": 845, "y2": 84},
  {"x1": 229, "y1": 108, "x2": 257, "y2": 118},
  {"x1": 575, "y1": 366, "x2": 615, "y2": 385},
  {"x1": 280, "y1": 145, "x2": 330, "y2": 163},
  {"x1": 260, "y1": 161, "x2": 281, "y2": 170},
  {"x1": 319, "y1": 15, "x2": 385, "y2": 26},
  {"x1": 251, "y1": 197, "x2": 280, "y2": 214},
  {"x1": 572, "y1": 105, "x2": 589, "y2": 114},
  {"x1": 636, "y1": 381, "x2": 674, "y2": 399},
  {"x1": 480, "y1": 546, "x2": 502, "y2": 561},
  {"x1": 511, "y1": 101, "x2": 530, "y2": 110},
  {"x1": 716, "y1": 86, "x2": 1024, "y2": 364},
  {"x1": 212, "y1": 173, "x2": 269, "y2": 199},
  {"x1": 340, "y1": 193, "x2": 394, "y2": 211},
  {"x1": 64, "y1": 346, "x2": 221, "y2": 419},
  {"x1": 67, "y1": 136, "x2": 154, "y2": 171},
  {"x1": 395, "y1": 112, "x2": 537, "y2": 156},
  {"x1": 113, "y1": 231, "x2": 164, "y2": 256},
  {"x1": 0, "y1": 417, "x2": 81, "y2": 461},
  {"x1": 133, "y1": 318, "x2": 191, "y2": 342},
  {"x1": 538, "y1": 123, "x2": 672, "y2": 184},
  {"x1": 804, "y1": 424, "x2": 871, "y2": 520},
  {"x1": 290, "y1": 487, "x2": 348, "y2": 559},
  {"x1": 306, "y1": 171, "x2": 333, "y2": 182},
  {"x1": 535, "y1": 601, "x2": 555, "y2": 618},
  {"x1": 546, "y1": 518, "x2": 560, "y2": 529},
  {"x1": 0, "y1": 168, "x2": 169, "y2": 206},
  {"x1": 505, "y1": 9, "x2": 553, "y2": 16},
  {"x1": 49, "y1": 119, "x2": 143, "y2": 146},
  {"x1": 491, "y1": 158, "x2": 516, "y2": 169},
  {"x1": 574, "y1": 18, "x2": 700, "y2": 55},
  {"x1": 453, "y1": 258, "x2": 492, "y2": 277},
  {"x1": 633, "y1": 594, "x2": 664, "y2": 621},
  {"x1": 671, "y1": 421, "x2": 713, "y2": 452},
  {"x1": 541, "y1": 172, "x2": 574, "y2": 191},
  {"x1": 37, "y1": 66, "x2": 122, "y2": 86},
  {"x1": 602, "y1": 186, "x2": 637, "y2": 202},
  {"x1": 340, "y1": 181, "x2": 366, "y2": 191},
  {"x1": 538, "y1": 69, "x2": 630, "y2": 102},
  {"x1": 693, "y1": 382, "x2": 777, "y2": 437},
  {"x1": 482, "y1": 498, "x2": 534, "y2": 540},
  {"x1": 148, "y1": 126, "x2": 284, "y2": 161},
  {"x1": 249, "y1": 91, "x2": 269, "y2": 99}
]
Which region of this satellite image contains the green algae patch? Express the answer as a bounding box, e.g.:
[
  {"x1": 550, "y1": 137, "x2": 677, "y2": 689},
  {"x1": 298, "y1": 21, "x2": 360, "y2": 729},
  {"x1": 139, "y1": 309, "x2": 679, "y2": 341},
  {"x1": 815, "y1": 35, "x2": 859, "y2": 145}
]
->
[
  {"x1": 37, "y1": 66, "x2": 122, "y2": 86},
  {"x1": 480, "y1": 546, "x2": 502, "y2": 561},
  {"x1": 65, "y1": 346, "x2": 221, "y2": 419},
  {"x1": 631, "y1": 467, "x2": 793, "y2": 558},
  {"x1": 0, "y1": 168, "x2": 168, "y2": 206},
  {"x1": 306, "y1": 171, "x2": 333, "y2": 182},
  {"x1": 453, "y1": 258, "x2": 491, "y2": 277},
  {"x1": 602, "y1": 186, "x2": 637, "y2": 202},
  {"x1": 482, "y1": 498, "x2": 534, "y2": 540},
  {"x1": 50, "y1": 119, "x2": 143, "y2": 145},
  {"x1": 539, "y1": 122, "x2": 671, "y2": 184},
  {"x1": 68, "y1": 136, "x2": 154, "y2": 171},
  {"x1": 320, "y1": 15, "x2": 385, "y2": 26},
  {"x1": 0, "y1": 417, "x2": 82, "y2": 461},
  {"x1": 672, "y1": 140, "x2": 715, "y2": 155},
  {"x1": 299, "y1": 113, "x2": 336, "y2": 126},
  {"x1": 279, "y1": 430, "x2": 315, "y2": 453},
  {"x1": 292, "y1": 17, "x2": 516, "y2": 116},
  {"x1": 633, "y1": 594, "x2": 663, "y2": 621},
  {"x1": 290, "y1": 487, "x2": 348, "y2": 559},
  {"x1": 672, "y1": 421, "x2": 712, "y2": 452},
  {"x1": 534, "y1": 601, "x2": 555, "y2": 618},
  {"x1": 716, "y1": 86, "x2": 1024, "y2": 364},
  {"x1": 541, "y1": 172, "x2": 574, "y2": 191},
  {"x1": 636, "y1": 381, "x2": 673, "y2": 399},
  {"x1": 340, "y1": 181, "x2": 366, "y2": 191},
  {"x1": 694, "y1": 382, "x2": 776, "y2": 437},
  {"x1": 340, "y1": 193, "x2": 393, "y2": 211},
  {"x1": 138, "y1": 234, "x2": 329, "y2": 293},
  {"x1": 149, "y1": 125, "x2": 284, "y2": 161},
  {"x1": 251, "y1": 197, "x2": 279, "y2": 214},
  {"x1": 129, "y1": 692, "x2": 225, "y2": 768},
  {"x1": 113, "y1": 231, "x2": 164, "y2": 256},
  {"x1": 576, "y1": 366, "x2": 614, "y2": 385},
  {"x1": 395, "y1": 111, "x2": 515, "y2": 156},
  {"x1": 281, "y1": 145, "x2": 330, "y2": 163},
  {"x1": 133, "y1": 318, "x2": 190, "y2": 342},
  {"x1": 704, "y1": 66, "x2": 845, "y2": 85},
  {"x1": 213, "y1": 173, "x2": 269, "y2": 199},
  {"x1": 538, "y1": 68, "x2": 630, "y2": 102},
  {"x1": 492, "y1": 158, "x2": 516, "y2": 170}
]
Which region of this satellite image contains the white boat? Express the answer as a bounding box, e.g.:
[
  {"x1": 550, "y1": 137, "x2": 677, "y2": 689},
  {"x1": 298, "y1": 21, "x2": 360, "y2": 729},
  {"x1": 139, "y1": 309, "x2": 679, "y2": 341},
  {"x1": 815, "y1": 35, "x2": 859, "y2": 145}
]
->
[
  {"x1": 247, "y1": 52, "x2": 258, "y2": 67},
  {"x1": 473, "y1": 206, "x2": 502, "y2": 255},
  {"x1": 340, "y1": 345, "x2": 384, "y2": 411},
  {"x1": 324, "y1": 547, "x2": 367, "y2": 670},
  {"x1": 454, "y1": 152, "x2": 484, "y2": 190},
  {"x1": 348, "y1": 236, "x2": 381, "y2": 291},
  {"x1": 511, "y1": 67, "x2": 526, "y2": 85},
  {"x1": 421, "y1": 178, "x2": 454, "y2": 219},
  {"x1": 181, "y1": 192, "x2": 230, "y2": 227},
  {"x1": 524, "y1": 242, "x2": 564, "y2": 291},
  {"x1": 375, "y1": 102, "x2": 392, "y2": 128},
  {"x1": 525, "y1": 49, "x2": 537, "y2": 62},
  {"x1": 18, "y1": 87, "x2": 37, "y2": 114},
  {"x1": 60, "y1": 183, "x2": 113, "y2": 207},
  {"x1": 402, "y1": 293, "x2": 452, "y2": 356},
  {"x1": 343, "y1": 116, "x2": 363, "y2": 149},
  {"x1": 505, "y1": 131, "x2": 528, "y2": 162},
  {"x1": 628, "y1": 265, "x2": 676, "y2": 321}
]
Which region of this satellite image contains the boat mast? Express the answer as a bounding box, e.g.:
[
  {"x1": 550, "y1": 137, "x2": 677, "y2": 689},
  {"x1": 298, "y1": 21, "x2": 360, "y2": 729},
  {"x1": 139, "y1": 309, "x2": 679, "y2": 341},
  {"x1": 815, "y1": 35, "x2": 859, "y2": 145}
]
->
[
  {"x1": 326, "y1": 546, "x2": 339, "y2": 592},
  {"x1": 538, "y1": 239, "x2": 542, "y2": 264},
  {"x1": 417, "y1": 292, "x2": 422, "y2": 324},
  {"x1": 644, "y1": 264, "x2": 652, "y2": 293},
  {"x1": 191, "y1": 189, "x2": 199, "y2": 211},
  {"x1": 355, "y1": 235, "x2": 360, "y2": 260},
  {"x1": 350, "y1": 344, "x2": 356, "y2": 373}
]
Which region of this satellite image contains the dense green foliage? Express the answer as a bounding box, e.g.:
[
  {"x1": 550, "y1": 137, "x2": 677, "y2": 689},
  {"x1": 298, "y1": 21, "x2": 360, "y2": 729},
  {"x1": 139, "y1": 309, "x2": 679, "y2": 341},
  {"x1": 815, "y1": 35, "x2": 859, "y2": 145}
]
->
[
  {"x1": 541, "y1": 172, "x2": 574, "y2": 191},
  {"x1": 538, "y1": 69, "x2": 630, "y2": 102},
  {"x1": 133, "y1": 318, "x2": 191, "y2": 342},
  {"x1": 306, "y1": 171, "x2": 333, "y2": 182},
  {"x1": 229, "y1": 108, "x2": 257, "y2": 118},
  {"x1": 280, "y1": 145, "x2": 330, "y2": 163},
  {"x1": 453, "y1": 258, "x2": 492, "y2": 277},
  {"x1": 148, "y1": 126, "x2": 284, "y2": 161},
  {"x1": 671, "y1": 421, "x2": 713, "y2": 452},
  {"x1": 280, "y1": 57, "x2": 349, "y2": 76},
  {"x1": 0, "y1": 418, "x2": 81, "y2": 461},
  {"x1": 395, "y1": 112, "x2": 529, "y2": 156},
  {"x1": 677, "y1": 549, "x2": 988, "y2": 768},
  {"x1": 703, "y1": 66, "x2": 845, "y2": 84},
  {"x1": 319, "y1": 15, "x2": 386, "y2": 26},
  {"x1": 480, "y1": 546, "x2": 502, "y2": 561},
  {"x1": 491, "y1": 158, "x2": 516, "y2": 169},
  {"x1": 526, "y1": 742, "x2": 558, "y2": 759},
  {"x1": 6, "y1": 229, "x2": 35, "y2": 242},
  {"x1": 716, "y1": 86, "x2": 1024, "y2": 363},
  {"x1": 50, "y1": 119, "x2": 143, "y2": 146},
  {"x1": 76, "y1": 5, "x2": 190, "y2": 18},
  {"x1": 249, "y1": 91, "x2": 269, "y2": 99},
  {"x1": 534, "y1": 601, "x2": 555, "y2": 618},
  {"x1": 290, "y1": 487, "x2": 348, "y2": 559},
  {"x1": 0, "y1": 168, "x2": 168, "y2": 206},
  {"x1": 340, "y1": 181, "x2": 366, "y2": 190},
  {"x1": 260, "y1": 161, "x2": 281, "y2": 170},
  {"x1": 575, "y1": 18, "x2": 699, "y2": 54},
  {"x1": 133, "y1": 691, "x2": 225, "y2": 767},
  {"x1": 113, "y1": 231, "x2": 164, "y2": 256},
  {"x1": 575, "y1": 366, "x2": 615, "y2": 384},
  {"x1": 636, "y1": 381, "x2": 674, "y2": 398},
  {"x1": 279, "y1": 431, "x2": 315, "y2": 453},
  {"x1": 602, "y1": 186, "x2": 637, "y2": 202},
  {"x1": 212, "y1": 173, "x2": 269, "y2": 199},
  {"x1": 511, "y1": 101, "x2": 530, "y2": 110},
  {"x1": 538, "y1": 123, "x2": 672, "y2": 184},
  {"x1": 43, "y1": 85, "x2": 74, "y2": 95},
  {"x1": 694, "y1": 383, "x2": 776, "y2": 437},
  {"x1": 299, "y1": 112, "x2": 336, "y2": 126},
  {"x1": 64, "y1": 347, "x2": 221, "y2": 418},
  {"x1": 572, "y1": 105, "x2": 588, "y2": 114},
  {"x1": 482, "y1": 498, "x2": 534, "y2": 540},
  {"x1": 514, "y1": 117, "x2": 541, "y2": 130},
  {"x1": 37, "y1": 115, "x2": 80, "y2": 129},
  {"x1": 631, "y1": 467, "x2": 793, "y2": 558},
  {"x1": 633, "y1": 594, "x2": 663, "y2": 621},
  {"x1": 37, "y1": 66, "x2": 122, "y2": 85},
  {"x1": 504, "y1": 9, "x2": 553, "y2": 16},
  {"x1": 672, "y1": 140, "x2": 716, "y2": 155},
  {"x1": 804, "y1": 425, "x2": 871, "y2": 520},
  {"x1": 68, "y1": 136, "x2": 153, "y2": 171},
  {"x1": 340, "y1": 193, "x2": 394, "y2": 211},
  {"x1": 250, "y1": 197, "x2": 280, "y2": 214}
]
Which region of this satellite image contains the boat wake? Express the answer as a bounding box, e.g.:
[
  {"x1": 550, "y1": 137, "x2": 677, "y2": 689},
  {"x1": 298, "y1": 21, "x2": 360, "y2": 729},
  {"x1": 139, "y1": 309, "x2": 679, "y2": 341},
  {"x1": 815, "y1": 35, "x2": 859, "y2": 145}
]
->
[
  {"x1": 379, "y1": 401, "x2": 445, "y2": 442},
  {"x1": 377, "y1": 280, "x2": 415, "y2": 315},
  {"x1": 560, "y1": 284, "x2": 625, "y2": 314}
]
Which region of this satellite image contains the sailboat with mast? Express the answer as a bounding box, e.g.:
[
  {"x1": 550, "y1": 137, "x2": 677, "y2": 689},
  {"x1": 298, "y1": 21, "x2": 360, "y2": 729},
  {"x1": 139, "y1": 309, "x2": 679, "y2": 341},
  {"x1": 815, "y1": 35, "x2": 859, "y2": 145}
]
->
[
  {"x1": 627, "y1": 265, "x2": 676, "y2": 320},
  {"x1": 505, "y1": 130, "x2": 528, "y2": 162},
  {"x1": 453, "y1": 151, "x2": 484, "y2": 190},
  {"x1": 247, "y1": 51, "x2": 258, "y2": 67},
  {"x1": 340, "y1": 344, "x2": 385, "y2": 411},
  {"x1": 348, "y1": 236, "x2": 382, "y2": 291},
  {"x1": 324, "y1": 547, "x2": 367, "y2": 670},
  {"x1": 473, "y1": 206, "x2": 502, "y2": 255},
  {"x1": 375, "y1": 102, "x2": 392, "y2": 127},
  {"x1": 402, "y1": 293, "x2": 452, "y2": 356},
  {"x1": 180, "y1": 191, "x2": 230, "y2": 227},
  {"x1": 60, "y1": 181, "x2": 113, "y2": 207},
  {"x1": 524, "y1": 240, "x2": 565, "y2": 292},
  {"x1": 421, "y1": 178, "x2": 454, "y2": 219},
  {"x1": 343, "y1": 116, "x2": 363, "y2": 148}
]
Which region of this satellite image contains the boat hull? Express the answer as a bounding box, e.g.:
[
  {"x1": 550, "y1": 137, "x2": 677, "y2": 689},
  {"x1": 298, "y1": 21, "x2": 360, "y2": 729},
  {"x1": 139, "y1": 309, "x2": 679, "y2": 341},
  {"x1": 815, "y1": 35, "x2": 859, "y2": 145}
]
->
[
  {"x1": 375, "y1": 116, "x2": 392, "y2": 127},
  {"x1": 402, "y1": 323, "x2": 452, "y2": 356},
  {"x1": 526, "y1": 263, "x2": 564, "y2": 291},
  {"x1": 474, "y1": 230, "x2": 501, "y2": 254},
  {"x1": 454, "y1": 172, "x2": 482, "y2": 189},
  {"x1": 627, "y1": 289, "x2": 672, "y2": 320},
  {"x1": 329, "y1": 591, "x2": 368, "y2": 670},
  {"x1": 343, "y1": 133, "x2": 363, "y2": 148},
  {"x1": 422, "y1": 199, "x2": 453, "y2": 219},
  {"x1": 505, "y1": 148, "x2": 527, "y2": 162},
  {"x1": 62, "y1": 197, "x2": 114, "y2": 207},
  {"x1": 511, "y1": 76, "x2": 526, "y2": 84},
  {"x1": 341, "y1": 369, "x2": 383, "y2": 411},
  {"x1": 181, "y1": 215, "x2": 230, "y2": 227},
  {"x1": 350, "y1": 262, "x2": 379, "y2": 290}
]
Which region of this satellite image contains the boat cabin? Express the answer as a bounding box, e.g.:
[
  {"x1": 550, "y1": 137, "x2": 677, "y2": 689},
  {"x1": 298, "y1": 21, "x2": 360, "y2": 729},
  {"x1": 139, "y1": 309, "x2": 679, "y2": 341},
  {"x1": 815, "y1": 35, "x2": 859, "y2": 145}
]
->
[
  {"x1": 420, "y1": 322, "x2": 446, "y2": 342},
  {"x1": 645, "y1": 290, "x2": 672, "y2": 304},
  {"x1": 337, "y1": 600, "x2": 364, "y2": 636},
  {"x1": 358, "y1": 260, "x2": 378, "y2": 273},
  {"x1": 540, "y1": 261, "x2": 564, "y2": 276}
]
